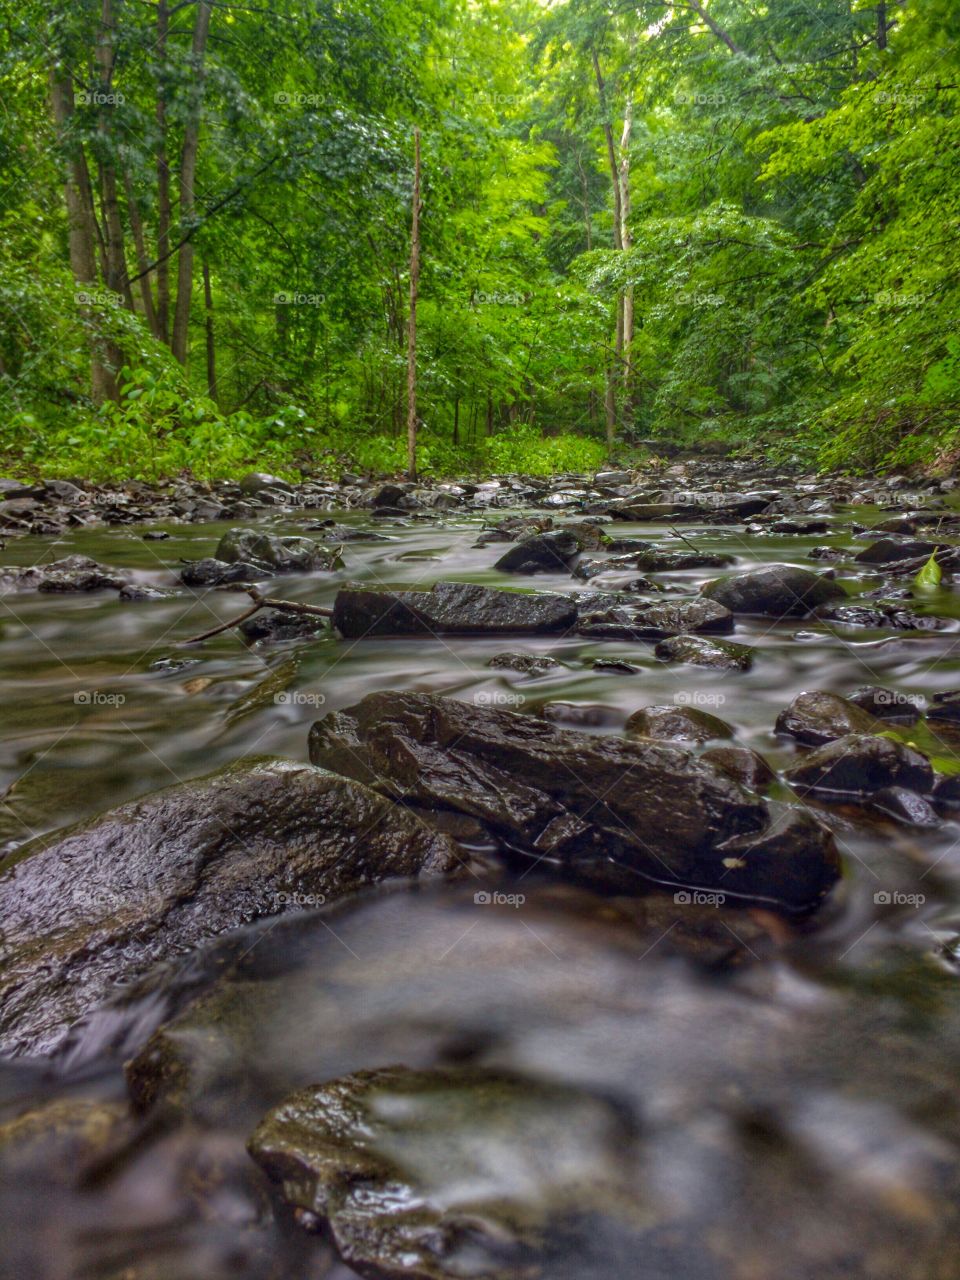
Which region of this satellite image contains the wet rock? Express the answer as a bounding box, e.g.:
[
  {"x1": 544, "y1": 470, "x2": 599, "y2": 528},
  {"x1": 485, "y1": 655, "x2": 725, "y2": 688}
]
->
[
  {"x1": 848, "y1": 686, "x2": 923, "y2": 723},
  {"x1": 238, "y1": 471, "x2": 294, "y2": 497},
  {"x1": 179, "y1": 556, "x2": 265, "y2": 587},
  {"x1": 701, "y1": 745, "x2": 775, "y2": 792},
  {"x1": 592, "y1": 656, "x2": 642, "y2": 674},
  {"x1": 783, "y1": 734, "x2": 933, "y2": 798},
  {"x1": 0, "y1": 555, "x2": 128, "y2": 594},
  {"x1": 118, "y1": 584, "x2": 175, "y2": 602},
  {"x1": 868, "y1": 787, "x2": 940, "y2": 828},
  {"x1": 248, "y1": 1065, "x2": 639, "y2": 1280},
  {"x1": 487, "y1": 652, "x2": 560, "y2": 675},
  {"x1": 473, "y1": 515, "x2": 554, "y2": 547},
  {"x1": 332, "y1": 582, "x2": 577, "y2": 637},
  {"x1": 815, "y1": 602, "x2": 949, "y2": 631},
  {"x1": 701, "y1": 565, "x2": 845, "y2": 618},
  {"x1": 854, "y1": 538, "x2": 940, "y2": 564},
  {"x1": 142, "y1": 530, "x2": 170, "y2": 541},
  {"x1": 215, "y1": 528, "x2": 340, "y2": 575},
  {"x1": 625, "y1": 704, "x2": 734, "y2": 744},
  {"x1": 578, "y1": 598, "x2": 734, "y2": 640},
  {"x1": 239, "y1": 609, "x2": 328, "y2": 644},
  {"x1": 768, "y1": 518, "x2": 830, "y2": 535},
  {"x1": 0, "y1": 759, "x2": 456, "y2": 1057},
  {"x1": 308, "y1": 692, "x2": 837, "y2": 908},
  {"x1": 927, "y1": 691, "x2": 960, "y2": 724},
  {"x1": 637, "y1": 547, "x2": 736, "y2": 570},
  {"x1": 370, "y1": 483, "x2": 407, "y2": 509},
  {"x1": 775, "y1": 691, "x2": 883, "y2": 746},
  {"x1": 0, "y1": 1098, "x2": 132, "y2": 1184},
  {"x1": 654, "y1": 634, "x2": 753, "y2": 670},
  {"x1": 493, "y1": 529, "x2": 581, "y2": 573}
]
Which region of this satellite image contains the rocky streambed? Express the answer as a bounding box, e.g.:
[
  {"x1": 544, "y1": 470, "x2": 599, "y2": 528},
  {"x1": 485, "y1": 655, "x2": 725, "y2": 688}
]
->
[{"x1": 3, "y1": 458, "x2": 960, "y2": 1279}]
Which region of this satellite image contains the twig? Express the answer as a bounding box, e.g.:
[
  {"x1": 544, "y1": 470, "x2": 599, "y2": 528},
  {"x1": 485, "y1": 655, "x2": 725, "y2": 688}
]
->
[
  {"x1": 179, "y1": 587, "x2": 333, "y2": 645},
  {"x1": 669, "y1": 525, "x2": 703, "y2": 553}
]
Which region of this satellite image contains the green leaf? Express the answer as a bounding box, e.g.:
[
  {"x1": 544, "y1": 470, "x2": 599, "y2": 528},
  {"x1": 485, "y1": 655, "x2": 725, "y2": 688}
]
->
[{"x1": 914, "y1": 550, "x2": 942, "y2": 589}]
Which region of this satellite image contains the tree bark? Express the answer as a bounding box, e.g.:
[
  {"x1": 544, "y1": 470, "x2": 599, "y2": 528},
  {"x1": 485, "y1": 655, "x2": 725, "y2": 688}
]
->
[
  {"x1": 156, "y1": 0, "x2": 171, "y2": 345},
  {"x1": 619, "y1": 92, "x2": 634, "y2": 404},
  {"x1": 95, "y1": 0, "x2": 134, "y2": 315},
  {"x1": 202, "y1": 257, "x2": 217, "y2": 402},
  {"x1": 687, "y1": 2, "x2": 746, "y2": 56},
  {"x1": 171, "y1": 0, "x2": 212, "y2": 365},
  {"x1": 405, "y1": 127, "x2": 422, "y2": 480},
  {"x1": 124, "y1": 171, "x2": 159, "y2": 336},
  {"x1": 591, "y1": 50, "x2": 622, "y2": 251},
  {"x1": 49, "y1": 67, "x2": 116, "y2": 403}
]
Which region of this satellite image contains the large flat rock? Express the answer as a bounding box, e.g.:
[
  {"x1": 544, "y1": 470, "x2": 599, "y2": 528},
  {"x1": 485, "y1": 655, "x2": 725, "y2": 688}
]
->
[
  {"x1": 332, "y1": 581, "x2": 578, "y2": 637},
  {"x1": 0, "y1": 759, "x2": 456, "y2": 1058}
]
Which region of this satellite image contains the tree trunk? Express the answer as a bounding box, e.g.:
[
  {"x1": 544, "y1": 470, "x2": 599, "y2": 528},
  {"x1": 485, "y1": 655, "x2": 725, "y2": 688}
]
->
[
  {"x1": 453, "y1": 394, "x2": 460, "y2": 446},
  {"x1": 876, "y1": 1, "x2": 888, "y2": 49},
  {"x1": 405, "y1": 127, "x2": 422, "y2": 480},
  {"x1": 619, "y1": 92, "x2": 634, "y2": 405},
  {"x1": 591, "y1": 50, "x2": 623, "y2": 251},
  {"x1": 156, "y1": 0, "x2": 171, "y2": 345},
  {"x1": 171, "y1": 0, "x2": 212, "y2": 366},
  {"x1": 49, "y1": 68, "x2": 116, "y2": 403},
  {"x1": 95, "y1": 0, "x2": 134, "y2": 315},
  {"x1": 688, "y1": 2, "x2": 746, "y2": 56},
  {"x1": 576, "y1": 148, "x2": 592, "y2": 250},
  {"x1": 202, "y1": 257, "x2": 217, "y2": 402},
  {"x1": 124, "y1": 171, "x2": 159, "y2": 336}
]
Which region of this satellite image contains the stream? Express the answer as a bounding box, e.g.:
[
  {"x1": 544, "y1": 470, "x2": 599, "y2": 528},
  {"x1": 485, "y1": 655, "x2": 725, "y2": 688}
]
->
[{"x1": 3, "y1": 467, "x2": 960, "y2": 1280}]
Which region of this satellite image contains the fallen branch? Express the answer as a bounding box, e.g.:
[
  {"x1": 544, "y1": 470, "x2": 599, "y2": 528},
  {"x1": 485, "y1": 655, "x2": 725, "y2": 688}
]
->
[{"x1": 180, "y1": 587, "x2": 333, "y2": 645}]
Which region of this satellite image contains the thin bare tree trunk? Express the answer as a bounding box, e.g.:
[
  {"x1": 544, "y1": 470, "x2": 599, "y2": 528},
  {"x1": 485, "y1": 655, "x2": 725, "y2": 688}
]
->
[
  {"x1": 156, "y1": 0, "x2": 171, "y2": 345},
  {"x1": 171, "y1": 0, "x2": 212, "y2": 365},
  {"x1": 592, "y1": 50, "x2": 623, "y2": 251},
  {"x1": 405, "y1": 128, "x2": 422, "y2": 480},
  {"x1": 202, "y1": 257, "x2": 217, "y2": 402},
  {"x1": 619, "y1": 92, "x2": 634, "y2": 404},
  {"x1": 49, "y1": 68, "x2": 115, "y2": 403},
  {"x1": 124, "y1": 171, "x2": 159, "y2": 336}
]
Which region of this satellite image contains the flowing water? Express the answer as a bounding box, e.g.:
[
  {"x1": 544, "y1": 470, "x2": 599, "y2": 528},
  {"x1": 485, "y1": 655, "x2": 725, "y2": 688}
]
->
[{"x1": 3, "y1": 496, "x2": 960, "y2": 1279}]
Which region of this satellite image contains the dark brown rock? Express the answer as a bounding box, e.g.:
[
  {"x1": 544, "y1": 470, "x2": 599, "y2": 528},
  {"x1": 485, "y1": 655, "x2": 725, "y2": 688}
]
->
[{"x1": 332, "y1": 581, "x2": 578, "y2": 637}]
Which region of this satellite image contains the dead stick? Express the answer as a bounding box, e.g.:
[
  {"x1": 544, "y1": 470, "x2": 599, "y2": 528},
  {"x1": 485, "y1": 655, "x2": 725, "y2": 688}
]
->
[
  {"x1": 669, "y1": 525, "x2": 703, "y2": 553},
  {"x1": 179, "y1": 588, "x2": 333, "y2": 646}
]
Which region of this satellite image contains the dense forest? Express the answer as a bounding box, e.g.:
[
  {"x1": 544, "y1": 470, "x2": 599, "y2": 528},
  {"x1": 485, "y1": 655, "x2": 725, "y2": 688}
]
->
[{"x1": 1, "y1": 0, "x2": 957, "y2": 479}]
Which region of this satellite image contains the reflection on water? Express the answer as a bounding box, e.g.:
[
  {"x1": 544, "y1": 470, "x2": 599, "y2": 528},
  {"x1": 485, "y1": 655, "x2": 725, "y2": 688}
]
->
[{"x1": 1, "y1": 498, "x2": 960, "y2": 1278}]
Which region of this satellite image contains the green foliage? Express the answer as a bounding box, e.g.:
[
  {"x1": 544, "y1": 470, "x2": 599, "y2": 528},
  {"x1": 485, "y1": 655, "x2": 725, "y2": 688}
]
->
[{"x1": 1, "y1": 0, "x2": 957, "y2": 478}]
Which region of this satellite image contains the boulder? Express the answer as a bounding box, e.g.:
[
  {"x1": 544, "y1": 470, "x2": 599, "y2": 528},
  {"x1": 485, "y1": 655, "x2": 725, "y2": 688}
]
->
[
  {"x1": 701, "y1": 745, "x2": 775, "y2": 792},
  {"x1": 625, "y1": 704, "x2": 734, "y2": 744},
  {"x1": 783, "y1": 735, "x2": 933, "y2": 798},
  {"x1": 654, "y1": 634, "x2": 753, "y2": 670},
  {"x1": 238, "y1": 471, "x2": 294, "y2": 496},
  {"x1": 701, "y1": 565, "x2": 845, "y2": 618},
  {"x1": 308, "y1": 692, "x2": 839, "y2": 909},
  {"x1": 248, "y1": 1065, "x2": 638, "y2": 1280},
  {"x1": 487, "y1": 652, "x2": 560, "y2": 675},
  {"x1": 215, "y1": 528, "x2": 339, "y2": 575},
  {"x1": 578, "y1": 598, "x2": 734, "y2": 640},
  {"x1": 775, "y1": 691, "x2": 883, "y2": 746},
  {"x1": 848, "y1": 686, "x2": 923, "y2": 723},
  {"x1": 0, "y1": 554, "x2": 128, "y2": 594},
  {"x1": 0, "y1": 759, "x2": 456, "y2": 1057},
  {"x1": 854, "y1": 538, "x2": 940, "y2": 564},
  {"x1": 239, "y1": 608, "x2": 328, "y2": 644},
  {"x1": 331, "y1": 582, "x2": 578, "y2": 638},
  {"x1": 493, "y1": 529, "x2": 581, "y2": 573}
]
